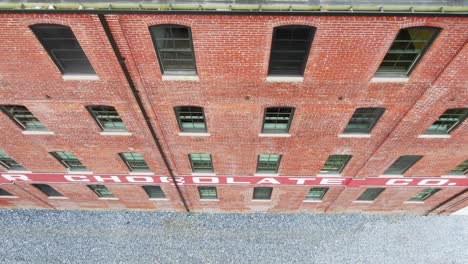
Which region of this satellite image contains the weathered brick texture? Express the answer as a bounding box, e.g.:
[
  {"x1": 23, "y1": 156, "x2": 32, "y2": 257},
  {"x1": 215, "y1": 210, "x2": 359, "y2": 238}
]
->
[{"x1": 0, "y1": 13, "x2": 466, "y2": 214}]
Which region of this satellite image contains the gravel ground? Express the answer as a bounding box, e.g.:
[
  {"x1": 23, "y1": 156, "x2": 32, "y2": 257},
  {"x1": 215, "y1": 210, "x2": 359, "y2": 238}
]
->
[{"x1": 0, "y1": 209, "x2": 466, "y2": 264}]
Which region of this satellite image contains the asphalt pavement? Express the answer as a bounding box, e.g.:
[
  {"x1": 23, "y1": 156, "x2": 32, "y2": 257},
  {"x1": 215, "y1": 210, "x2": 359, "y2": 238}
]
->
[{"x1": 0, "y1": 209, "x2": 466, "y2": 264}]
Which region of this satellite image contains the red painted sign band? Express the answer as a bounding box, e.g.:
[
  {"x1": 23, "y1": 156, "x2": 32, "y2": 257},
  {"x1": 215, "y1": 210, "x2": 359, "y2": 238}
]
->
[{"x1": 1, "y1": 173, "x2": 467, "y2": 187}]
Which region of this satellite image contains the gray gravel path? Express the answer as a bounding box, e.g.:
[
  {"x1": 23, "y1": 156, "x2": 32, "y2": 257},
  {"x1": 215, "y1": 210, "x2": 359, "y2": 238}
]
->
[{"x1": 0, "y1": 209, "x2": 467, "y2": 264}]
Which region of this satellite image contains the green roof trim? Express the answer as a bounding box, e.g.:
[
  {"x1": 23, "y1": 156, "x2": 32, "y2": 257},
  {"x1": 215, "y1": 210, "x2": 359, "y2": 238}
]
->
[{"x1": 0, "y1": 3, "x2": 466, "y2": 14}]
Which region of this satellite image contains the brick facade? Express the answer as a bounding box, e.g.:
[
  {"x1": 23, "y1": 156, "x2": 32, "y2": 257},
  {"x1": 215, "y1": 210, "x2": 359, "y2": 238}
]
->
[{"x1": 0, "y1": 13, "x2": 466, "y2": 214}]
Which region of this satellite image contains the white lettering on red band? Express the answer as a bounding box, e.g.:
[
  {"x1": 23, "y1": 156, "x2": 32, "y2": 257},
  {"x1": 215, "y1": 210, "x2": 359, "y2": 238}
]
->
[
  {"x1": 0, "y1": 174, "x2": 466, "y2": 187},
  {"x1": 64, "y1": 175, "x2": 90, "y2": 182}
]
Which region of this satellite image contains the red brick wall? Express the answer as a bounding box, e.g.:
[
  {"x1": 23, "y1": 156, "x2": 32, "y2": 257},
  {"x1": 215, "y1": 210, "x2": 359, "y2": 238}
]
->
[{"x1": 0, "y1": 13, "x2": 466, "y2": 214}]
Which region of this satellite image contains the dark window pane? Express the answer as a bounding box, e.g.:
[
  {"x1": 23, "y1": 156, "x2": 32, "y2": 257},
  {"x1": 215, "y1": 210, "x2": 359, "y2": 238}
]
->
[
  {"x1": 256, "y1": 154, "x2": 281, "y2": 174},
  {"x1": 262, "y1": 107, "x2": 294, "y2": 133},
  {"x1": 0, "y1": 188, "x2": 14, "y2": 197},
  {"x1": 305, "y1": 188, "x2": 328, "y2": 200},
  {"x1": 384, "y1": 155, "x2": 422, "y2": 175},
  {"x1": 344, "y1": 108, "x2": 385, "y2": 134},
  {"x1": 142, "y1": 186, "x2": 165, "y2": 199},
  {"x1": 51, "y1": 151, "x2": 88, "y2": 171},
  {"x1": 87, "y1": 106, "x2": 127, "y2": 132},
  {"x1": 320, "y1": 155, "x2": 352, "y2": 174},
  {"x1": 409, "y1": 188, "x2": 440, "y2": 202},
  {"x1": 0, "y1": 105, "x2": 46, "y2": 131},
  {"x1": 150, "y1": 25, "x2": 197, "y2": 75},
  {"x1": 253, "y1": 187, "x2": 273, "y2": 200},
  {"x1": 268, "y1": 25, "x2": 315, "y2": 76},
  {"x1": 32, "y1": 184, "x2": 63, "y2": 197},
  {"x1": 175, "y1": 106, "x2": 207, "y2": 133},
  {"x1": 120, "y1": 153, "x2": 150, "y2": 172},
  {"x1": 0, "y1": 151, "x2": 25, "y2": 171},
  {"x1": 189, "y1": 154, "x2": 213, "y2": 173},
  {"x1": 376, "y1": 27, "x2": 439, "y2": 77},
  {"x1": 425, "y1": 108, "x2": 468, "y2": 134},
  {"x1": 30, "y1": 24, "x2": 95, "y2": 75},
  {"x1": 88, "y1": 185, "x2": 114, "y2": 198},
  {"x1": 198, "y1": 186, "x2": 217, "y2": 199},
  {"x1": 357, "y1": 188, "x2": 385, "y2": 201},
  {"x1": 448, "y1": 160, "x2": 468, "y2": 175}
]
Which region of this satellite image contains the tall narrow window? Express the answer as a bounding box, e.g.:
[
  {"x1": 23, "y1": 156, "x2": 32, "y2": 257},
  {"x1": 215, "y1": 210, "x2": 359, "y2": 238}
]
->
[
  {"x1": 120, "y1": 153, "x2": 150, "y2": 172},
  {"x1": 320, "y1": 155, "x2": 352, "y2": 175},
  {"x1": 0, "y1": 105, "x2": 46, "y2": 131},
  {"x1": 448, "y1": 160, "x2": 468, "y2": 176},
  {"x1": 88, "y1": 185, "x2": 114, "y2": 198},
  {"x1": 384, "y1": 155, "x2": 422, "y2": 175},
  {"x1": 32, "y1": 184, "x2": 63, "y2": 197},
  {"x1": 344, "y1": 108, "x2": 385, "y2": 134},
  {"x1": 256, "y1": 154, "x2": 281, "y2": 174},
  {"x1": 51, "y1": 151, "x2": 88, "y2": 171},
  {"x1": 87, "y1": 106, "x2": 127, "y2": 132},
  {"x1": 142, "y1": 186, "x2": 166, "y2": 199},
  {"x1": 0, "y1": 151, "x2": 25, "y2": 171},
  {"x1": 409, "y1": 188, "x2": 440, "y2": 202},
  {"x1": 424, "y1": 108, "x2": 467, "y2": 135},
  {"x1": 268, "y1": 25, "x2": 315, "y2": 76},
  {"x1": 189, "y1": 154, "x2": 213, "y2": 173},
  {"x1": 253, "y1": 187, "x2": 273, "y2": 200},
  {"x1": 262, "y1": 107, "x2": 295, "y2": 133},
  {"x1": 175, "y1": 106, "x2": 207, "y2": 133},
  {"x1": 30, "y1": 24, "x2": 95, "y2": 75},
  {"x1": 150, "y1": 25, "x2": 197, "y2": 75},
  {"x1": 0, "y1": 188, "x2": 14, "y2": 197},
  {"x1": 198, "y1": 186, "x2": 218, "y2": 200},
  {"x1": 305, "y1": 188, "x2": 329, "y2": 201},
  {"x1": 376, "y1": 27, "x2": 440, "y2": 77},
  {"x1": 357, "y1": 188, "x2": 385, "y2": 201}
]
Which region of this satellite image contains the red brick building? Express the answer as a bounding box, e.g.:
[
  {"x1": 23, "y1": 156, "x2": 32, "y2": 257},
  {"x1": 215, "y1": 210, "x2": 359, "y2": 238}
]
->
[{"x1": 0, "y1": 0, "x2": 466, "y2": 215}]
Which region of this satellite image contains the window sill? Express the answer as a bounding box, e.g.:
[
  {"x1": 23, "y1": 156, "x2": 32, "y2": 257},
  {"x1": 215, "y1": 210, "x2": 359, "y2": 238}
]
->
[
  {"x1": 378, "y1": 174, "x2": 404, "y2": 178},
  {"x1": 200, "y1": 199, "x2": 219, "y2": 202},
  {"x1": 266, "y1": 76, "x2": 304, "y2": 83},
  {"x1": 128, "y1": 171, "x2": 154, "y2": 175},
  {"x1": 22, "y1": 131, "x2": 55, "y2": 135},
  {"x1": 370, "y1": 77, "x2": 409, "y2": 83},
  {"x1": 254, "y1": 173, "x2": 279, "y2": 177},
  {"x1": 7, "y1": 170, "x2": 32, "y2": 173},
  {"x1": 252, "y1": 199, "x2": 272, "y2": 202},
  {"x1": 258, "y1": 133, "x2": 291, "y2": 138},
  {"x1": 303, "y1": 200, "x2": 323, "y2": 203},
  {"x1": 100, "y1": 131, "x2": 132, "y2": 136},
  {"x1": 191, "y1": 172, "x2": 216, "y2": 176},
  {"x1": 338, "y1": 134, "x2": 371, "y2": 138},
  {"x1": 318, "y1": 173, "x2": 342, "y2": 177},
  {"x1": 149, "y1": 198, "x2": 169, "y2": 201},
  {"x1": 441, "y1": 175, "x2": 467, "y2": 178},
  {"x1": 162, "y1": 75, "x2": 199, "y2": 81},
  {"x1": 418, "y1": 134, "x2": 451, "y2": 139},
  {"x1": 99, "y1": 197, "x2": 119, "y2": 200},
  {"x1": 404, "y1": 201, "x2": 425, "y2": 204},
  {"x1": 353, "y1": 200, "x2": 374, "y2": 203},
  {"x1": 178, "y1": 132, "x2": 210, "y2": 137},
  {"x1": 0, "y1": 196, "x2": 18, "y2": 199},
  {"x1": 62, "y1": 74, "x2": 99, "y2": 81},
  {"x1": 48, "y1": 196, "x2": 69, "y2": 200},
  {"x1": 66, "y1": 171, "x2": 93, "y2": 175}
]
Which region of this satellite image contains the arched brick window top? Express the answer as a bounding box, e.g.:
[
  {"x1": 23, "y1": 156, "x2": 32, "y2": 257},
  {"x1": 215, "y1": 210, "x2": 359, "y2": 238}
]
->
[
  {"x1": 149, "y1": 24, "x2": 197, "y2": 76},
  {"x1": 268, "y1": 25, "x2": 316, "y2": 77},
  {"x1": 343, "y1": 107, "x2": 386, "y2": 134},
  {"x1": 174, "y1": 106, "x2": 207, "y2": 133},
  {"x1": 375, "y1": 26, "x2": 441, "y2": 77},
  {"x1": 86, "y1": 105, "x2": 127, "y2": 132},
  {"x1": 262, "y1": 107, "x2": 295, "y2": 133},
  {"x1": 30, "y1": 24, "x2": 95, "y2": 75}
]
